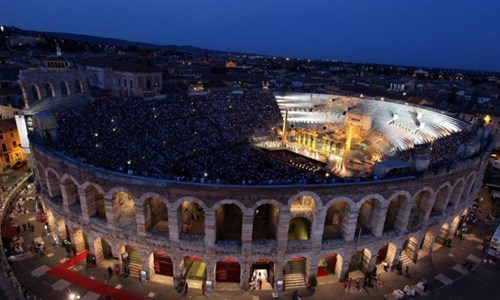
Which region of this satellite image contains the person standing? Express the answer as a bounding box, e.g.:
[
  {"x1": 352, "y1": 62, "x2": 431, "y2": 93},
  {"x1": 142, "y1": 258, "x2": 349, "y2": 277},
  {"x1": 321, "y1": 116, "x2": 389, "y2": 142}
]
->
[
  {"x1": 356, "y1": 278, "x2": 360, "y2": 292},
  {"x1": 183, "y1": 281, "x2": 189, "y2": 296},
  {"x1": 405, "y1": 266, "x2": 410, "y2": 278},
  {"x1": 344, "y1": 279, "x2": 349, "y2": 294}
]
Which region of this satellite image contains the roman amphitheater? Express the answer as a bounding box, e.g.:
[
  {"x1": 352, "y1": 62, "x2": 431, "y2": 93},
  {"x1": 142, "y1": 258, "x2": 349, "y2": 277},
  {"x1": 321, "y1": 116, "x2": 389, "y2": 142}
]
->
[{"x1": 29, "y1": 89, "x2": 495, "y2": 292}]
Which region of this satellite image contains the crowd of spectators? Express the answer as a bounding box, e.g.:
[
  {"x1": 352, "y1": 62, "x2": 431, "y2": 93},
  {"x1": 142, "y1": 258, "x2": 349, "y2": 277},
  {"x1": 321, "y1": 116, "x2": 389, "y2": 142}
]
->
[{"x1": 53, "y1": 90, "x2": 325, "y2": 184}]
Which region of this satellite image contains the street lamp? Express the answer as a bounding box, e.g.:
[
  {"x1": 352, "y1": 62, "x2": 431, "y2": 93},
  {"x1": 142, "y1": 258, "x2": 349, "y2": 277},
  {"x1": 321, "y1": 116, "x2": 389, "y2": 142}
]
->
[{"x1": 69, "y1": 293, "x2": 80, "y2": 299}]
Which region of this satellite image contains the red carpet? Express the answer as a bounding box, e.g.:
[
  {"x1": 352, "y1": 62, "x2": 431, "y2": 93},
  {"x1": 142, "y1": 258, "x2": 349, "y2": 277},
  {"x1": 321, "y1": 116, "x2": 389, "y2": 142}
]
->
[{"x1": 47, "y1": 250, "x2": 143, "y2": 300}]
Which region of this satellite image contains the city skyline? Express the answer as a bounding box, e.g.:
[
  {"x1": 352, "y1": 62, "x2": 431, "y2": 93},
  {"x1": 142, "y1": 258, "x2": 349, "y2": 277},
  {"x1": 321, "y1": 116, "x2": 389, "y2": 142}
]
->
[{"x1": 2, "y1": 0, "x2": 500, "y2": 72}]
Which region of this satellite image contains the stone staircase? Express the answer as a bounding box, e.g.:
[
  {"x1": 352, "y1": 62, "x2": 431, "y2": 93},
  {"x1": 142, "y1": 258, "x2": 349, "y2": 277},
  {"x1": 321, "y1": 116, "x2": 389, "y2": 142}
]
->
[
  {"x1": 127, "y1": 250, "x2": 142, "y2": 277},
  {"x1": 284, "y1": 261, "x2": 306, "y2": 290},
  {"x1": 399, "y1": 252, "x2": 413, "y2": 265}
]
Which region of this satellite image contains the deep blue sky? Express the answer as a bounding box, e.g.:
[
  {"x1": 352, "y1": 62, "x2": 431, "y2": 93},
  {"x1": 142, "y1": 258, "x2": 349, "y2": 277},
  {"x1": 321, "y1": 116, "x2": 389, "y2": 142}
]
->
[{"x1": 2, "y1": 0, "x2": 500, "y2": 71}]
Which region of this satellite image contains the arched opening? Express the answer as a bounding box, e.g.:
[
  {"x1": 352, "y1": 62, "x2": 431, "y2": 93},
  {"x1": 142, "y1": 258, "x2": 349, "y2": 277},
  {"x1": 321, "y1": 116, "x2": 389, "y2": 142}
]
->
[
  {"x1": 85, "y1": 185, "x2": 106, "y2": 222},
  {"x1": 421, "y1": 230, "x2": 435, "y2": 253},
  {"x1": 252, "y1": 204, "x2": 279, "y2": 241},
  {"x1": 72, "y1": 228, "x2": 89, "y2": 253},
  {"x1": 144, "y1": 196, "x2": 168, "y2": 236},
  {"x1": 153, "y1": 251, "x2": 173, "y2": 277},
  {"x1": 463, "y1": 177, "x2": 476, "y2": 204},
  {"x1": 112, "y1": 191, "x2": 136, "y2": 232},
  {"x1": 384, "y1": 195, "x2": 405, "y2": 232},
  {"x1": 449, "y1": 215, "x2": 461, "y2": 237},
  {"x1": 400, "y1": 237, "x2": 419, "y2": 264},
  {"x1": 63, "y1": 178, "x2": 81, "y2": 214},
  {"x1": 46, "y1": 170, "x2": 61, "y2": 199},
  {"x1": 288, "y1": 217, "x2": 311, "y2": 240},
  {"x1": 377, "y1": 243, "x2": 397, "y2": 269},
  {"x1": 56, "y1": 217, "x2": 67, "y2": 240},
  {"x1": 178, "y1": 201, "x2": 205, "y2": 242},
  {"x1": 349, "y1": 248, "x2": 371, "y2": 274},
  {"x1": 45, "y1": 82, "x2": 54, "y2": 98},
  {"x1": 32, "y1": 85, "x2": 41, "y2": 101},
  {"x1": 323, "y1": 201, "x2": 348, "y2": 241},
  {"x1": 215, "y1": 204, "x2": 242, "y2": 243},
  {"x1": 146, "y1": 79, "x2": 152, "y2": 89},
  {"x1": 121, "y1": 245, "x2": 142, "y2": 277},
  {"x1": 60, "y1": 81, "x2": 69, "y2": 96},
  {"x1": 216, "y1": 258, "x2": 241, "y2": 285},
  {"x1": 75, "y1": 80, "x2": 83, "y2": 93},
  {"x1": 435, "y1": 223, "x2": 450, "y2": 249},
  {"x1": 284, "y1": 257, "x2": 307, "y2": 290},
  {"x1": 433, "y1": 185, "x2": 450, "y2": 215},
  {"x1": 356, "y1": 198, "x2": 379, "y2": 236},
  {"x1": 182, "y1": 256, "x2": 206, "y2": 289},
  {"x1": 250, "y1": 259, "x2": 275, "y2": 290},
  {"x1": 317, "y1": 253, "x2": 340, "y2": 278},
  {"x1": 448, "y1": 180, "x2": 464, "y2": 210},
  {"x1": 94, "y1": 237, "x2": 113, "y2": 264},
  {"x1": 408, "y1": 190, "x2": 432, "y2": 231}
]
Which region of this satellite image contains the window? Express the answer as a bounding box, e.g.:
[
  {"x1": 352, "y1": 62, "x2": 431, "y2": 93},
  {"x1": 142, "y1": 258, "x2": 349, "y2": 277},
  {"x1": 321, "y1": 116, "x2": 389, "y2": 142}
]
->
[
  {"x1": 45, "y1": 83, "x2": 54, "y2": 98},
  {"x1": 1, "y1": 144, "x2": 7, "y2": 152},
  {"x1": 0, "y1": 134, "x2": 4, "y2": 140},
  {"x1": 12, "y1": 141, "x2": 17, "y2": 148},
  {"x1": 10, "y1": 132, "x2": 14, "y2": 138},
  {"x1": 60, "y1": 81, "x2": 69, "y2": 96}
]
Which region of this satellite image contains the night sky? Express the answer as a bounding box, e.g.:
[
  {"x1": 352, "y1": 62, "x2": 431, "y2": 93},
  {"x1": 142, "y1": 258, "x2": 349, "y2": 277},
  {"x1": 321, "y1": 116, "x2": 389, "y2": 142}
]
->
[{"x1": 2, "y1": 0, "x2": 500, "y2": 71}]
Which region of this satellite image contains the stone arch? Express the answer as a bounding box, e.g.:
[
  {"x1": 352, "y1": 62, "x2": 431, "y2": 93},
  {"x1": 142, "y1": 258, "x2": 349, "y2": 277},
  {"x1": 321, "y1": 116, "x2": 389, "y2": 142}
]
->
[
  {"x1": 45, "y1": 82, "x2": 55, "y2": 98},
  {"x1": 60, "y1": 80, "x2": 70, "y2": 96},
  {"x1": 355, "y1": 195, "x2": 384, "y2": 237},
  {"x1": 433, "y1": 182, "x2": 452, "y2": 214},
  {"x1": 32, "y1": 84, "x2": 41, "y2": 101},
  {"x1": 149, "y1": 250, "x2": 175, "y2": 277},
  {"x1": 215, "y1": 201, "x2": 243, "y2": 243},
  {"x1": 173, "y1": 196, "x2": 208, "y2": 212},
  {"x1": 75, "y1": 79, "x2": 83, "y2": 93},
  {"x1": 140, "y1": 193, "x2": 169, "y2": 235},
  {"x1": 215, "y1": 257, "x2": 242, "y2": 284},
  {"x1": 177, "y1": 197, "x2": 205, "y2": 238},
  {"x1": 348, "y1": 248, "x2": 372, "y2": 273},
  {"x1": 461, "y1": 173, "x2": 476, "y2": 205},
  {"x1": 61, "y1": 174, "x2": 81, "y2": 213},
  {"x1": 93, "y1": 237, "x2": 113, "y2": 263},
  {"x1": 317, "y1": 253, "x2": 343, "y2": 280},
  {"x1": 34, "y1": 163, "x2": 46, "y2": 189},
  {"x1": 400, "y1": 236, "x2": 419, "y2": 263},
  {"x1": 80, "y1": 181, "x2": 106, "y2": 196},
  {"x1": 110, "y1": 190, "x2": 137, "y2": 232},
  {"x1": 435, "y1": 222, "x2": 450, "y2": 247},
  {"x1": 105, "y1": 186, "x2": 136, "y2": 200},
  {"x1": 252, "y1": 201, "x2": 281, "y2": 241},
  {"x1": 45, "y1": 167, "x2": 61, "y2": 197},
  {"x1": 322, "y1": 197, "x2": 354, "y2": 241},
  {"x1": 449, "y1": 178, "x2": 465, "y2": 209},
  {"x1": 408, "y1": 187, "x2": 434, "y2": 231},
  {"x1": 287, "y1": 191, "x2": 322, "y2": 210},
  {"x1": 384, "y1": 191, "x2": 411, "y2": 233}
]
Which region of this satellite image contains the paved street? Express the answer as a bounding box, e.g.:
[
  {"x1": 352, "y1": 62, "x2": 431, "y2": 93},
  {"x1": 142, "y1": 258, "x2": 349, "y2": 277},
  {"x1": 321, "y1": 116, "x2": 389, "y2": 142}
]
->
[{"x1": 1, "y1": 176, "x2": 499, "y2": 300}]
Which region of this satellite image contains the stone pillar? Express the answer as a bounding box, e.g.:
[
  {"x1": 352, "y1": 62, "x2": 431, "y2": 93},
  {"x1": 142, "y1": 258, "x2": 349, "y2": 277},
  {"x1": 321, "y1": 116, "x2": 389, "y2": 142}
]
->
[
  {"x1": 422, "y1": 233, "x2": 436, "y2": 255},
  {"x1": 367, "y1": 254, "x2": 378, "y2": 273},
  {"x1": 372, "y1": 205, "x2": 388, "y2": 237},
  {"x1": 68, "y1": 228, "x2": 86, "y2": 253},
  {"x1": 204, "y1": 210, "x2": 216, "y2": 248},
  {"x1": 60, "y1": 183, "x2": 70, "y2": 211},
  {"x1": 141, "y1": 251, "x2": 154, "y2": 280},
  {"x1": 90, "y1": 237, "x2": 104, "y2": 264},
  {"x1": 276, "y1": 209, "x2": 291, "y2": 254},
  {"x1": 339, "y1": 258, "x2": 350, "y2": 281},
  {"x1": 46, "y1": 177, "x2": 61, "y2": 198},
  {"x1": 342, "y1": 209, "x2": 358, "y2": 241},
  {"x1": 311, "y1": 209, "x2": 324, "y2": 249},
  {"x1": 240, "y1": 261, "x2": 250, "y2": 290},
  {"x1": 241, "y1": 212, "x2": 253, "y2": 253},
  {"x1": 397, "y1": 201, "x2": 412, "y2": 232},
  {"x1": 274, "y1": 260, "x2": 285, "y2": 284},
  {"x1": 79, "y1": 187, "x2": 92, "y2": 222},
  {"x1": 135, "y1": 203, "x2": 147, "y2": 237},
  {"x1": 205, "y1": 260, "x2": 215, "y2": 283},
  {"x1": 168, "y1": 208, "x2": 179, "y2": 242},
  {"x1": 335, "y1": 255, "x2": 344, "y2": 281},
  {"x1": 104, "y1": 195, "x2": 116, "y2": 229},
  {"x1": 387, "y1": 245, "x2": 399, "y2": 267}
]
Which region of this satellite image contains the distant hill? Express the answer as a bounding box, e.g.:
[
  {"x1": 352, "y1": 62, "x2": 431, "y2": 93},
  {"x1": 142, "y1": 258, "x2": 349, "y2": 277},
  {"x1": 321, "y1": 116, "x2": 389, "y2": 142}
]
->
[{"x1": 37, "y1": 30, "x2": 207, "y2": 53}]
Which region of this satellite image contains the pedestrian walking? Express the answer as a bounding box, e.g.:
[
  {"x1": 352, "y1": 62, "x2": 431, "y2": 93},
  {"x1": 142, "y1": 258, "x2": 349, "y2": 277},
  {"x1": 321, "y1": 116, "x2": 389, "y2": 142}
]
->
[
  {"x1": 31, "y1": 224, "x2": 35, "y2": 232},
  {"x1": 15, "y1": 225, "x2": 20, "y2": 233},
  {"x1": 356, "y1": 278, "x2": 360, "y2": 292},
  {"x1": 22, "y1": 223, "x2": 26, "y2": 231},
  {"x1": 348, "y1": 277, "x2": 352, "y2": 294},
  {"x1": 405, "y1": 266, "x2": 410, "y2": 278},
  {"x1": 107, "y1": 266, "x2": 113, "y2": 282},
  {"x1": 183, "y1": 281, "x2": 189, "y2": 296}
]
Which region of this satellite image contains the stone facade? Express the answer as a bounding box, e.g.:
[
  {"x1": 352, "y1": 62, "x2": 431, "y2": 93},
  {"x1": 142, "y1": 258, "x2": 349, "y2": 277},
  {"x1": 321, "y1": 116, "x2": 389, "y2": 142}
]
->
[{"x1": 32, "y1": 136, "x2": 494, "y2": 290}]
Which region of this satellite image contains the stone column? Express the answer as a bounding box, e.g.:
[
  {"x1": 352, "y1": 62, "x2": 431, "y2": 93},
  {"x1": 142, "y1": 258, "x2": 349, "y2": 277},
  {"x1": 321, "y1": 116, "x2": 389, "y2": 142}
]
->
[
  {"x1": 339, "y1": 257, "x2": 350, "y2": 281},
  {"x1": 205, "y1": 260, "x2": 215, "y2": 283},
  {"x1": 311, "y1": 209, "x2": 324, "y2": 249},
  {"x1": 422, "y1": 233, "x2": 436, "y2": 255},
  {"x1": 46, "y1": 177, "x2": 61, "y2": 198},
  {"x1": 135, "y1": 203, "x2": 147, "y2": 237},
  {"x1": 241, "y1": 212, "x2": 254, "y2": 254},
  {"x1": 274, "y1": 260, "x2": 285, "y2": 285},
  {"x1": 335, "y1": 255, "x2": 344, "y2": 281},
  {"x1": 372, "y1": 205, "x2": 388, "y2": 237},
  {"x1": 79, "y1": 187, "x2": 92, "y2": 222},
  {"x1": 342, "y1": 208, "x2": 358, "y2": 242},
  {"x1": 104, "y1": 195, "x2": 116, "y2": 229},
  {"x1": 240, "y1": 261, "x2": 250, "y2": 290},
  {"x1": 204, "y1": 210, "x2": 216, "y2": 248},
  {"x1": 168, "y1": 208, "x2": 179, "y2": 243},
  {"x1": 397, "y1": 201, "x2": 412, "y2": 232},
  {"x1": 276, "y1": 209, "x2": 291, "y2": 254},
  {"x1": 60, "y1": 183, "x2": 70, "y2": 211},
  {"x1": 90, "y1": 237, "x2": 104, "y2": 264},
  {"x1": 141, "y1": 251, "x2": 154, "y2": 280},
  {"x1": 367, "y1": 254, "x2": 378, "y2": 273}
]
